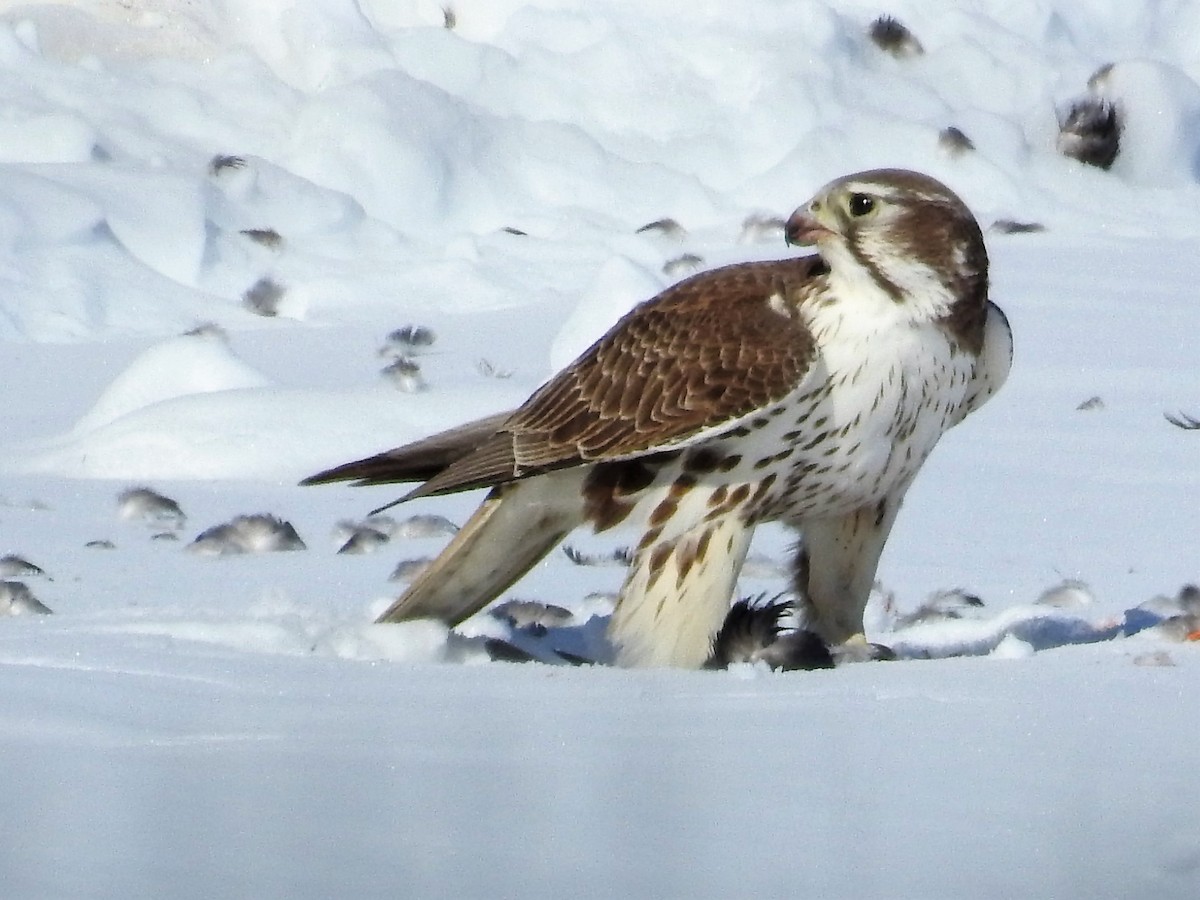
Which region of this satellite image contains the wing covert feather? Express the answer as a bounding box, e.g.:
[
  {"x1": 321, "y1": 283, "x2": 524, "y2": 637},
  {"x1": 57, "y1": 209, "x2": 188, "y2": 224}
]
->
[{"x1": 509, "y1": 256, "x2": 823, "y2": 469}]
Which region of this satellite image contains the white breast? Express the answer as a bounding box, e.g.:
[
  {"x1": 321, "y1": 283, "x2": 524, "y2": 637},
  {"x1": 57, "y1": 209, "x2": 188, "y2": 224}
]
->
[{"x1": 748, "y1": 316, "x2": 975, "y2": 521}]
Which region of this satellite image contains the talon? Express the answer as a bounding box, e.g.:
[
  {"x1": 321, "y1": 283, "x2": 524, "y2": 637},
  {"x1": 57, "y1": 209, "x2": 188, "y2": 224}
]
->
[{"x1": 830, "y1": 633, "x2": 895, "y2": 663}]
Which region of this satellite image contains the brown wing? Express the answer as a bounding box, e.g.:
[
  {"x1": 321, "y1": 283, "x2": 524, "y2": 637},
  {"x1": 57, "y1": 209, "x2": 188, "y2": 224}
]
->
[
  {"x1": 303, "y1": 255, "x2": 827, "y2": 500},
  {"x1": 509, "y1": 256, "x2": 823, "y2": 462}
]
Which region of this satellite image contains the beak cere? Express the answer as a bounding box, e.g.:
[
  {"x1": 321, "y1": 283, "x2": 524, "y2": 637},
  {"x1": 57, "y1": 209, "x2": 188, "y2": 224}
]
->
[{"x1": 785, "y1": 207, "x2": 836, "y2": 246}]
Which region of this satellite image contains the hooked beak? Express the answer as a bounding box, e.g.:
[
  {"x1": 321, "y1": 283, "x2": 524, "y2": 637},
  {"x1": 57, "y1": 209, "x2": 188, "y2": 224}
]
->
[{"x1": 785, "y1": 204, "x2": 836, "y2": 247}]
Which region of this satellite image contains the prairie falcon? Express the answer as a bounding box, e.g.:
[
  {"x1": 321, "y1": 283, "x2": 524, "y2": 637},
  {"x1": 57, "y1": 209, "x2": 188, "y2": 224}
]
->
[{"x1": 303, "y1": 169, "x2": 1012, "y2": 668}]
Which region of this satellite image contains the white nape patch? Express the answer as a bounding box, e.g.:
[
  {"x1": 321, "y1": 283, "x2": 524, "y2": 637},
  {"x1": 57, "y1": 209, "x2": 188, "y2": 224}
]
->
[{"x1": 767, "y1": 292, "x2": 791, "y2": 318}]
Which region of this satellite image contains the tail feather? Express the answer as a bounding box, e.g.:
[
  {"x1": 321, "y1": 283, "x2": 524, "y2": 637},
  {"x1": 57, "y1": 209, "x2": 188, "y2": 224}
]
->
[
  {"x1": 301, "y1": 411, "x2": 513, "y2": 487},
  {"x1": 375, "y1": 470, "x2": 588, "y2": 625}
]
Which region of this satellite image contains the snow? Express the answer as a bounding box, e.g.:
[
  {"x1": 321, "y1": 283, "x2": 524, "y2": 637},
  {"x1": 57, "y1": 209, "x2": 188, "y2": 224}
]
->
[{"x1": 0, "y1": 1, "x2": 1199, "y2": 896}]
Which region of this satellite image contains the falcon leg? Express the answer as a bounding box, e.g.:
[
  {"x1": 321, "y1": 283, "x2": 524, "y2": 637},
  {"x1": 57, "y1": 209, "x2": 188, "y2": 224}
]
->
[
  {"x1": 793, "y1": 492, "x2": 906, "y2": 646},
  {"x1": 375, "y1": 471, "x2": 585, "y2": 626},
  {"x1": 610, "y1": 514, "x2": 756, "y2": 668}
]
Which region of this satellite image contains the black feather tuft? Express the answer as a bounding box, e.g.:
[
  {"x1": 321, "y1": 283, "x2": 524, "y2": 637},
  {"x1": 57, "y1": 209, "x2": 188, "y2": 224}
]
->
[
  {"x1": 1057, "y1": 97, "x2": 1121, "y2": 170},
  {"x1": 706, "y1": 595, "x2": 834, "y2": 671},
  {"x1": 868, "y1": 15, "x2": 924, "y2": 58}
]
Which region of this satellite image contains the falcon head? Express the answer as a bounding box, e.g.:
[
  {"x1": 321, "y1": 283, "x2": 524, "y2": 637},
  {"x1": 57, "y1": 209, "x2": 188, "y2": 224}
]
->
[{"x1": 785, "y1": 169, "x2": 988, "y2": 336}]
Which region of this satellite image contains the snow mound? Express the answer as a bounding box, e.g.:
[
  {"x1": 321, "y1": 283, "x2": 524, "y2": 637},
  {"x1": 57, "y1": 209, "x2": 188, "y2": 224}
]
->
[
  {"x1": 1089, "y1": 59, "x2": 1200, "y2": 184},
  {"x1": 75, "y1": 332, "x2": 271, "y2": 432}
]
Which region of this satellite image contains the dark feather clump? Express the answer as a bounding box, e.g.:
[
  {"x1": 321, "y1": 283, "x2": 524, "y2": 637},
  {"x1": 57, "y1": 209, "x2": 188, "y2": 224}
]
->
[
  {"x1": 1165, "y1": 411, "x2": 1200, "y2": 430},
  {"x1": 243, "y1": 276, "x2": 285, "y2": 316},
  {"x1": 208, "y1": 154, "x2": 246, "y2": 176},
  {"x1": 938, "y1": 126, "x2": 975, "y2": 157},
  {"x1": 240, "y1": 228, "x2": 283, "y2": 249},
  {"x1": 386, "y1": 324, "x2": 436, "y2": 351},
  {"x1": 990, "y1": 219, "x2": 1046, "y2": 235},
  {"x1": 635, "y1": 217, "x2": 686, "y2": 238},
  {"x1": 868, "y1": 15, "x2": 924, "y2": 58},
  {"x1": 706, "y1": 596, "x2": 835, "y2": 671},
  {"x1": 1056, "y1": 97, "x2": 1121, "y2": 170}
]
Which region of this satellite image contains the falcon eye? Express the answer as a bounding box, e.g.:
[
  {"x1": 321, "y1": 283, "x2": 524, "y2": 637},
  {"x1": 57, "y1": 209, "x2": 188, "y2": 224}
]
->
[{"x1": 847, "y1": 193, "x2": 876, "y2": 217}]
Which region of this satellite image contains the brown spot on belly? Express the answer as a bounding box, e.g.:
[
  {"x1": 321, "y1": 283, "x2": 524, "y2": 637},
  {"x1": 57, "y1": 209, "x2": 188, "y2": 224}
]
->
[
  {"x1": 649, "y1": 497, "x2": 677, "y2": 527},
  {"x1": 669, "y1": 474, "x2": 698, "y2": 497},
  {"x1": 684, "y1": 448, "x2": 724, "y2": 474},
  {"x1": 637, "y1": 525, "x2": 663, "y2": 552},
  {"x1": 675, "y1": 529, "x2": 710, "y2": 588},
  {"x1": 726, "y1": 484, "x2": 751, "y2": 506},
  {"x1": 647, "y1": 543, "x2": 672, "y2": 589},
  {"x1": 583, "y1": 458, "x2": 660, "y2": 531}
]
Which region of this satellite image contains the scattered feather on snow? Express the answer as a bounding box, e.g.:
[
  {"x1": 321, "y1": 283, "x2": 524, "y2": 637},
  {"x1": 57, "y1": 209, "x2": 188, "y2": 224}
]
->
[
  {"x1": 1082, "y1": 60, "x2": 1200, "y2": 185},
  {"x1": 662, "y1": 253, "x2": 704, "y2": 278},
  {"x1": 490, "y1": 598, "x2": 575, "y2": 635},
  {"x1": 476, "y1": 358, "x2": 513, "y2": 379},
  {"x1": 0, "y1": 554, "x2": 46, "y2": 578},
  {"x1": 380, "y1": 356, "x2": 426, "y2": 392},
  {"x1": 239, "y1": 228, "x2": 283, "y2": 249},
  {"x1": 1164, "y1": 410, "x2": 1200, "y2": 430},
  {"x1": 208, "y1": 154, "x2": 247, "y2": 176},
  {"x1": 893, "y1": 588, "x2": 986, "y2": 629},
  {"x1": 393, "y1": 513, "x2": 459, "y2": 539},
  {"x1": 187, "y1": 514, "x2": 306, "y2": 556},
  {"x1": 336, "y1": 526, "x2": 391, "y2": 555},
  {"x1": 389, "y1": 557, "x2": 433, "y2": 582},
  {"x1": 332, "y1": 515, "x2": 397, "y2": 553},
  {"x1": 868, "y1": 15, "x2": 924, "y2": 58},
  {"x1": 0, "y1": 580, "x2": 52, "y2": 615},
  {"x1": 737, "y1": 213, "x2": 786, "y2": 244},
  {"x1": 635, "y1": 217, "x2": 686, "y2": 239},
  {"x1": 1036, "y1": 579, "x2": 1095, "y2": 608},
  {"x1": 181, "y1": 321, "x2": 229, "y2": 341},
  {"x1": 990, "y1": 219, "x2": 1046, "y2": 234},
  {"x1": 117, "y1": 487, "x2": 186, "y2": 529},
  {"x1": 562, "y1": 544, "x2": 632, "y2": 567},
  {"x1": 938, "y1": 126, "x2": 975, "y2": 156},
  {"x1": 1056, "y1": 97, "x2": 1121, "y2": 170},
  {"x1": 380, "y1": 325, "x2": 436, "y2": 357},
  {"x1": 242, "y1": 276, "x2": 286, "y2": 317}
]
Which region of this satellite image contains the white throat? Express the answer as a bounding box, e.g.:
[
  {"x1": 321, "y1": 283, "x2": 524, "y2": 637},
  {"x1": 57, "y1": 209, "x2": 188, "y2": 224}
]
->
[{"x1": 820, "y1": 238, "x2": 957, "y2": 326}]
